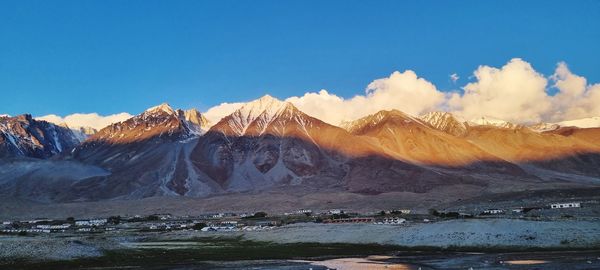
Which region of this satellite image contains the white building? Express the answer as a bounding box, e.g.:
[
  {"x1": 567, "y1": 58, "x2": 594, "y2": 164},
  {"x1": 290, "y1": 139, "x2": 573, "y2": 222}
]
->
[
  {"x1": 75, "y1": 219, "x2": 107, "y2": 226},
  {"x1": 550, "y1": 202, "x2": 581, "y2": 209},
  {"x1": 483, "y1": 209, "x2": 504, "y2": 215},
  {"x1": 26, "y1": 219, "x2": 52, "y2": 224},
  {"x1": 296, "y1": 209, "x2": 312, "y2": 214},
  {"x1": 328, "y1": 209, "x2": 343, "y2": 215},
  {"x1": 36, "y1": 224, "x2": 71, "y2": 230},
  {"x1": 201, "y1": 226, "x2": 237, "y2": 232},
  {"x1": 380, "y1": 217, "x2": 406, "y2": 225},
  {"x1": 221, "y1": 220, "x2": 238, "y2": 225}
]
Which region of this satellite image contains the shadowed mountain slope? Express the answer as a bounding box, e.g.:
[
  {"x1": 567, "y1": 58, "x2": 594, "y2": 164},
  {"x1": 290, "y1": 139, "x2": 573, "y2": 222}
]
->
[
  {"x1": 0, "y1": 99, "x2": 599, "y2": 203},
  {"x1": 0, "y1": 114, "x2": 79, "y2": 159}
]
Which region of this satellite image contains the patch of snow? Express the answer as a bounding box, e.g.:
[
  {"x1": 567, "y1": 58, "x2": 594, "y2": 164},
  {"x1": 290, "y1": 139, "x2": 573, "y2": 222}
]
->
[
  {"x1": 145, "y1": 103, "x2": 176, "y2": 115},
  {"x1": 420, "y1": 112, "x2": 467, "y2": 129},
  {"x1": 227, "y1": 95, "x2": 290, "y2": 136},
  {"x1": 2, "y1": 131, "x2": 24, "y2": 155},
  {"x1": 528, "y1": 116, "x2": 600, "y2": 132},
  {"x1": 528, "y1": 122, "x2": 561, "y2": 132},
  {"x1": 557, "y1": 116, "x2": 600, "y2": 128},
  {"x1": 468, "y1": 116, "x2": 518, "y2": 129},
  {"x1": 50, "y1": 126, "x2": 62, "y2": 153}
]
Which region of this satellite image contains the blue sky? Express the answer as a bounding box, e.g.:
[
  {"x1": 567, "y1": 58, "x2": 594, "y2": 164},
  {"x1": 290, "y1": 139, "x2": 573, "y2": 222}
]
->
[{"x1": 1, "y1": 0, "x2": 599, "y2": 117}]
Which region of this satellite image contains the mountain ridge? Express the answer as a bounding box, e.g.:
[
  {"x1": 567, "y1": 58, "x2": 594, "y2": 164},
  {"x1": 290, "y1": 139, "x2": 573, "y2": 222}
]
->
[{"x1": 1, "y1": 99, "x2": 599, "y2": 203}]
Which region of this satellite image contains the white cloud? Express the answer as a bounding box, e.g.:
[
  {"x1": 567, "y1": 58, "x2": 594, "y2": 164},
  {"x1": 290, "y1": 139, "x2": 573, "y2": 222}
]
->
[
  {"x1": 447, "y1": 59, "x2": 600, "y2": 124},
  {"x1": 286, "y1": 70, "x2": 446, "y2": 125},
  {"x1": 37, "y1": 112, "x2": 132, "y2": 130},
  {"x1": 548, "y1": 62, "x2": 600, "y2": 121},
  {"x1": 203, "y1": 102, "x2": 245, "y2": 124},
  {"x1": 201, "y1": 58, "x2": 600, "y2": 126},
  {"x1": 450, "y1": 73, "x2": 460, "y2": 83},
  {"x1": 448, "y1": 58, "x2": 552, "y2": 123}
]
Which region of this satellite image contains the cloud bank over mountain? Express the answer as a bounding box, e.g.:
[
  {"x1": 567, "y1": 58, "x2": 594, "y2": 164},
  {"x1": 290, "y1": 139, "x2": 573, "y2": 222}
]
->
[
  {"x1": 37, "y1": 112, "x2": 133, "y2": 130},
  {"x1": 550, "y1": 62, "x2": 600, "y2": 122},
  {"x1": 203, "y1": 102, "x2": 245, "y2": 125},
  {"x1": 33, "y1": 58, "x2": 600, "y2": 129},
  {"x1": 448, "y1": 58, "x2": 551, "y2": 123},
  {"x1": 286, "y1": 70, "x2": 446, "y2": 126},
  {"x1": 288, "y1": 58, "x2": 600, "y2": 125}
]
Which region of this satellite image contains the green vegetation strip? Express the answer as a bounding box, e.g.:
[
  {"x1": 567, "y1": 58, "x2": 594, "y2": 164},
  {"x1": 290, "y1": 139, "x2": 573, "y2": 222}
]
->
[{"x1": 3, "y1": 236, "x2": 399, "y2": 270}]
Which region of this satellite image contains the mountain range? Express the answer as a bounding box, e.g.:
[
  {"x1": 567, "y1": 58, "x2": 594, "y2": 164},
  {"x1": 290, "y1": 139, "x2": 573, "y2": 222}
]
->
[{"x1": 1, "y1": 95, "x2": 599, "y2": 204}]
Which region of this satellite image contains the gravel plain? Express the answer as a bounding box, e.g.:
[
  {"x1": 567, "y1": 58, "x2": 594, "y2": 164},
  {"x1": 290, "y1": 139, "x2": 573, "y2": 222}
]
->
[{"x1": 1, "y1": 218, "x2": 599, "y2": 264}]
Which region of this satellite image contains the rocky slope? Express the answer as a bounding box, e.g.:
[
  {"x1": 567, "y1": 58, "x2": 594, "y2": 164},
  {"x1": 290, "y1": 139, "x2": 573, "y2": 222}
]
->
[
  {"x1": 66, "y1": 125, "x2": 98, "y2": 143},
  {"x1": 0, "y1": 114, "x2": 79, "y2": 159},
  {"x1": 191, "y1": 95, "x2": 422, "y2": 194},
  {"x1": 419, "y1": 111, "x2": 468, "y2": 137},
  {"x1": 464, "y1": 125, "x2": 600, "y2": 178},
  {"x1": 389, "y1": 111, "x2": 600, "y2": 179},
  {"x1": 62, "y1": 104, "x2": 211, "y2": 200},
  {"x1": 346, "y1": 110, "x2": 521, "y2": 173},
  {"x1": 1, "y1": 100, "x2": 599, "y2": 203}
]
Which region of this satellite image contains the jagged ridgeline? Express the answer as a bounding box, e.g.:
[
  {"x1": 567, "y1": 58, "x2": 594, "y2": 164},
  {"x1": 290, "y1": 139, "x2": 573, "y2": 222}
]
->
[{"x1": 1, "y1": 96, "x2": 600, "y2": 202}]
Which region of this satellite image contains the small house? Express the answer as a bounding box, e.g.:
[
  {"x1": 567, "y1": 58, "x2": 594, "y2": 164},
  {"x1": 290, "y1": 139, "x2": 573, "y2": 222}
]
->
[
  {"x1": 550, "y1": 202, "x2": 581, "y2": 209},
  {"x1": 482, "y1": 209, "x2": 504, "y2": 215}
]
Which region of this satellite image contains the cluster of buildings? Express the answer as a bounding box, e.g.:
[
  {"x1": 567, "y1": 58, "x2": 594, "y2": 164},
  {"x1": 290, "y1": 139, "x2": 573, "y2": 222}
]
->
[
  {"x1": 75, "y1": 218, "x2": 107, "y2": 226},
  {"x1": 284, "y1": 210, "x2": 307, "y2": 216},
  {"x1": 1, "y1": 207, "x2": 420, "y2": 235},
  {"x1": 324, "y1": 217, "x2": 375, "y2": 224},
  {"x1": 322, "y1": 216, "x2": 409, "y2": 225},
  {"x1": 0, "y1": 217, "x2": 112, "y2": 234},
  {"x1": 376, "y1": 217, "x2": 407, "y2": 225},
  {"x1": 479, "y1": 201, "x2": 582, "y2": 216},
  {"x1": 550, "y1": 202, "x2": 581, "y2": 209},
  {"x1": 144, "y1": 218, "x2": 279, "y2": 232}
]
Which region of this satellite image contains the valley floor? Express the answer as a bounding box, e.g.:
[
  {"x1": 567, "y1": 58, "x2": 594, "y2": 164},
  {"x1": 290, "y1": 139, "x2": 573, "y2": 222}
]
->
[
  {"x1": 5, "y1": 185, "x2": 599, "y2": 220},
  {"x1": 1, "y1": 218, "x2": 599, "y2": 269}
]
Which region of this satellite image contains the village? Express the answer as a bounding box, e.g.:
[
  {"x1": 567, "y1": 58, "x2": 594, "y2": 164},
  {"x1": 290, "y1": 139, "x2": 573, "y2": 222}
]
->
[{"x1": 1, "y1": 199, "x2": 595, "y2": 236}]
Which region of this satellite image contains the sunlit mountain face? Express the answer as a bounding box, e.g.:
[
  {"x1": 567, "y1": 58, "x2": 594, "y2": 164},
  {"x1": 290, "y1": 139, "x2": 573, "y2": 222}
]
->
[{"x1": 1, "y1": 95, "x2": 600, "y2": 203}]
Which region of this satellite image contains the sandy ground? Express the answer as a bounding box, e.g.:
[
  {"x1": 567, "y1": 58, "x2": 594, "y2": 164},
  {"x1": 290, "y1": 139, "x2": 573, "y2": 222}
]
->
[
  {"x1": 0, "y1": 187, "x2": 478, "y2": 220},
  {"x1": 1, "y1": 219, "x2": 599, "y2": 263},
  {"x1": 241, "y1": 219, "x2": 600, "y2": 249},
  {"x1": 0, "y1": 236, "x2": 105, "y2": 261}
]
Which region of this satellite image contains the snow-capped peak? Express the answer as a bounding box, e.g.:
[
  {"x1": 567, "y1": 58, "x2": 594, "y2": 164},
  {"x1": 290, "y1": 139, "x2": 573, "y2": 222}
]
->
[
  {"x1": 224, "y1": 95, "x2": 294, "y2": 135},
  {"x1": 528, "y1": 116, "x2": 600, "y2": 132},
  {"x1": 240, "y1": 95, "x2": 288, "y2": 120},
  {"x1": 0, "y1": 114, "x2": 9, "y2": 118},
  {"x1": 467, "y1": 116, "x2": 518, "y2": 129},
  {"x1": 557, "y1": 116, "x2": 600, "y2": 128},
  {"x1": 145, "y1": 103, "x2": 176, "y2": 115},
  {"x1": 179, "y1": 108, "x2": 210, "y2": 136},
  {"x1": 342, "y1": 110, "x2": 426, "y2": 134},
  {"x1": 420, "y1": 112, "x2": 466, "y2": 126},
  {"x1": 419, "y1": 111, "x2": 468, "y2": 136},
  {"x1": 529, "y1": 122, "x2": 560, "y2": 132},
  {"x1": 241, "y1": 95, "x2": 287, "y2": 116},
  {"x1": 0, "y1": 114, "x2": 80, "y2": 158}
]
